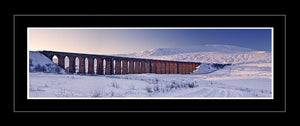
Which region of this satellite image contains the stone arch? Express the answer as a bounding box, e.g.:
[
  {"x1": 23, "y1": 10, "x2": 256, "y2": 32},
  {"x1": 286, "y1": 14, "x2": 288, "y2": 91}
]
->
[
  {"x1": 134, "y1": 60, "x2": 140, "y2": 74},
  {"x1": 120, "y1": 60, "x2": 123, "y2": 74},
  {"x1": 127, "y1": 60, "x2": 130, "y2": 74},
  {"x1": 128, "y1": 60, "x2": 134, "y2": 74},
  {"x1": 68, "y1": 56, "x2": 75, "y2": 73},
  {"x1": 140, "y1": 61, "x2": 145, "y2": 74},
  {"x1": 178, "y1": 63, "x2": 182, "y2": 74},
  {"x1": 85, "y1": 57, "x2": 89, "y2": 74},
  {"x1": 182, "y1": 63, "x2": 185, "y2": 74},
  {"x1": 156, "y1": 62, "x2": 161, "y2": 74},
  {"x1": 133, "y1": 60, "x2": 135, "y2": 73},
  {"x1": 185, "y1": 63, "x2": 189, "y2": 74},
  {"x1": 151, "y1": 61, "x2": 156, "y2": 73},
  {"x1": 165, "y1": 62, "x2": 170, "y2": 74},
  {"x1": 170, "y1": 62, "x2": 174, "y2": 74},
  {"x1": 75, "y1": 57, "x2": 80, "y2": 73},
  {"x1": 52, "y1": 54, "x2": 64, "y2": 68},
  {"x1": 94, "y1": 58, "x2": 97, "y2": 74},
  {"x1": 113, "y1": 59, "x2": 116, "y2": 74},
  {"x1": 145, "y1": 61, "x2": 150, "y2": 73},
  {"x1": 103, "y1": 59, "x2": 106, "y2": 75},
  {"x1": 95, "y1": 57, "x2": 103, "y2": 75},
  {"x1": 115, "y1": 59, "x2": 121, "y2": 74},
  {"x1": 105, "y1": 58, "x2": 112, "y2": 75},
  {"x1": 77, "y1": 56, "x2": 85, "y2": 74},
  {"x1": 174, "y1": 62, "x2": 178, "y2": 74},
  {"x1": 121, "y1": 59, "x2": 127, "y2": 74},
  {"x1": 64, "y1": 56, "x2": 70, "y2": 72},
  {"x1": 52, "y1": 55, "x2": 58, "y2": 64},
  {"x1": 87, "y1": 57, "x2": 94, "y2": 74},
  {"x1": 161, "y1": 62, "x2": 166, "y2": 74}
]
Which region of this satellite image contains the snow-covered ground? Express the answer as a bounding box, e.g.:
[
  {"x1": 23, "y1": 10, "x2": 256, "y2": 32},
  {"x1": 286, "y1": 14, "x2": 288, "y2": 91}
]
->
[{"x1": 28, "y1": 44, "x2": 272, "y2": 99}]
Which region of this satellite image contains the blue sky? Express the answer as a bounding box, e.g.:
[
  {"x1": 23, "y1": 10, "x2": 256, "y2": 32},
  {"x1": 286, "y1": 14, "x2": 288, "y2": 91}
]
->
[{"x1": 29, "y1": 28, "x2": 272, "y2": 54}]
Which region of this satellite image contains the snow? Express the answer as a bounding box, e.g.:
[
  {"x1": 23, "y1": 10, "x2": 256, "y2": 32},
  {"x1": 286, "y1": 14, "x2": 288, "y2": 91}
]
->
[
  {"x1": 28, "y1": 44, "x2": 272, "y2": 99},
  {"x1": 29, "y1": 73, "x2": 151, "y2": 98},
  {"x1": 119, "y1": 44, "x2": 255, "y2": 57},
  {"x1": 192, "y1": 63, "x2": 219, "y2": 74},
  {"x1": 29, "y1": 70, "x2": 272, "y2": 98}
]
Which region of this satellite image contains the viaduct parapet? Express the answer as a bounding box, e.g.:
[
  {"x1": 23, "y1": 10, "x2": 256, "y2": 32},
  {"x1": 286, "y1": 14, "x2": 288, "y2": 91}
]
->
[{"x1": 40, "y1": 50, "x2": 201, "y2": 75}]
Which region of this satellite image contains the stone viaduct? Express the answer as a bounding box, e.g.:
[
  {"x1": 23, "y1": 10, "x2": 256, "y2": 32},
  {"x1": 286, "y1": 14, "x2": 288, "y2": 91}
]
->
[{"x1": 40, "y1": 51, "x2": 201, "y2": 75}]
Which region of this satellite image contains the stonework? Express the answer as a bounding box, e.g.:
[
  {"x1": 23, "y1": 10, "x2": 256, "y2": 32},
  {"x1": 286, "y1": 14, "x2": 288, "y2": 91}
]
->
[
  {"x1": 41, "y1": 51, "x2": 201, "y2": 75},
  {"x1": 151, "y1": 61, "x2": 156, "y2": 73},
  {"x1": 96, "y1": 58, "x2": 103, "y2": 75},
  {"x1": 115, "y1": 59, "x2": 121, "y2": 74},
  {"x1": 88, "y1": 57, "x2": 94, "y2": 74},
  {"x1": 185, "y1": 63, "x2": 188, "y2": 74},
  {"x1": 78, "y1": 56, "x2": 85, "y2": 74},
  {"x1": 170, "y1": 62, "x2": 174, "y2": 74},
  {"x1": 174, "y1": 63, "x2": 178, "y2": 74},
  {"x1": 140, "y1": 61, "x2": 145, "y2": 73},
  {"x1": 68, "y1": 56, "x2": 75, "y2": 73},
  {"x1": 105, "y1": 59, "x2": 112, "y2": 75},
  {"x1": 165, "y1": 62, "x2": 169, "y2": 74},
  {"x1": 156, "y1": 62, "x2": 161, "y2": 74},
  {"x1": 129, "y1": 60, "x2": 134, "y2": 74},
  {"x1": 161, "y1": 62, "x2": 166, "y2": 74},
  {"x1": 145, "y1": 61, "x2": 150, "y2": 73},
  {"x1": 121, "y1": 60, "x2": 127, "y2": 74},
  {"x1": 134, "y1": 61, "x2": 140, "y2": 74}
]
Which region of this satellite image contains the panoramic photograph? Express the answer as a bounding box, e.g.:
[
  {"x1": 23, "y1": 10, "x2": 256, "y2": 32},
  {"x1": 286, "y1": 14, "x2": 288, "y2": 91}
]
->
[{"x1": 28, "y1": 28, "x2": 273, "y2": 99}]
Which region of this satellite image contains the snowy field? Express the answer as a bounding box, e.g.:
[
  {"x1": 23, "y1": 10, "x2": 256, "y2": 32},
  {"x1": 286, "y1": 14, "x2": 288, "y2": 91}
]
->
[
  {"x1": 28, "y1": 44, "x2": 273, "y2": 99},
  {"x1": 29, "y1": 63, "x2": 272, "y2": 99}
]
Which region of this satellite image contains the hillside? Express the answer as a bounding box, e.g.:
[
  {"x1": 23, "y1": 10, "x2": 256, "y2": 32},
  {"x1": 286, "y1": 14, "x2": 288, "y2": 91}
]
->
[
  {"x1": 29, "y1": 51, "x2": 66, "y2": 73},
  {"x1": 115, "y1": 44, "x2": 271, "y2": 64}
]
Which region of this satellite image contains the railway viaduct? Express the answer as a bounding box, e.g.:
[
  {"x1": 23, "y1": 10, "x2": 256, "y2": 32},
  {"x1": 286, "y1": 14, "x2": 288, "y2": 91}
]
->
[{"x1": 40, "y1": 51, "x2": 201, "y2": 75}]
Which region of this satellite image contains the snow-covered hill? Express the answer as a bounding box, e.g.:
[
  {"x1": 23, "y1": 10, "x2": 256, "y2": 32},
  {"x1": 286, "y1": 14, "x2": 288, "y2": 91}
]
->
[
  {"x1": 29, "y1": 51, "x2": 66, "y2": 73},
  {"x1": 115, "y1": 44, "x2": 271, "y2": 64},
  {"x1": 121, "y1": 44, "x2": 254, "y2": 56}
]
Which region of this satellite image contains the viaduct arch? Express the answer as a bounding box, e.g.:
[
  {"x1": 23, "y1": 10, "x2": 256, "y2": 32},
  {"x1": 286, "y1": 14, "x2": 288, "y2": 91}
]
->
[{"x1": 40, "y1": 51, "x2": 201, "y2": 75}]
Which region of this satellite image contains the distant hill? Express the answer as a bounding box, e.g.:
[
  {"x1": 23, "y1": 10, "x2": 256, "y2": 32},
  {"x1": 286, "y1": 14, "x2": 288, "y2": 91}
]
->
[{"x1": 113, "y1": 44, "x2": 271, "y2": 64}]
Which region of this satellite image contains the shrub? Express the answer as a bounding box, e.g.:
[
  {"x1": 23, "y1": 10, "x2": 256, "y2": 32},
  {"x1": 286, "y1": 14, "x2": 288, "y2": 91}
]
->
[
  {"x1": 55, "y1": 88, "x2": 73, "y2": 97},
  {"x1": 145, "y1": 80, "x2": 199, "y2": 94},
  {"x1": 149, "y1": 78, "x2": 159, "y2": 84},
  {"x1": 89, "y1": 89, "x2": 121, "y2": 97},
  {"x1": 44, "y1": 63, "x2": 61, "y2": 73},
  {"x1": 111, "y1": 81, "x2": 119, "y2": 88},
  {"x1": 187, "y1": 81, "x2": 198, "y2": 88},
  {"x1": 33, "y1": 64, "x2": 46, "y2": 72},
  {"x1": 145, "y1": 86, "x2": 153, "y2": 93},
  {"x1": 89, "y1": 89, "x2": 105, "y2": 97}
]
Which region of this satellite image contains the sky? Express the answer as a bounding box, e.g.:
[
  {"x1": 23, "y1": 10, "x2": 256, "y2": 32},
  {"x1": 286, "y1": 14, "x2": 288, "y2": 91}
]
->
[{"x1": 28, "y1": 28, "x2": 272, "y2": 54}]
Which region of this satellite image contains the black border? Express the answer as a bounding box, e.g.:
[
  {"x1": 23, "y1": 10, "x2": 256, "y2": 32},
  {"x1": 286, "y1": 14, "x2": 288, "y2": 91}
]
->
[{"x1": 13, "y1": 15, "x2": 286, "y2": 112}]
